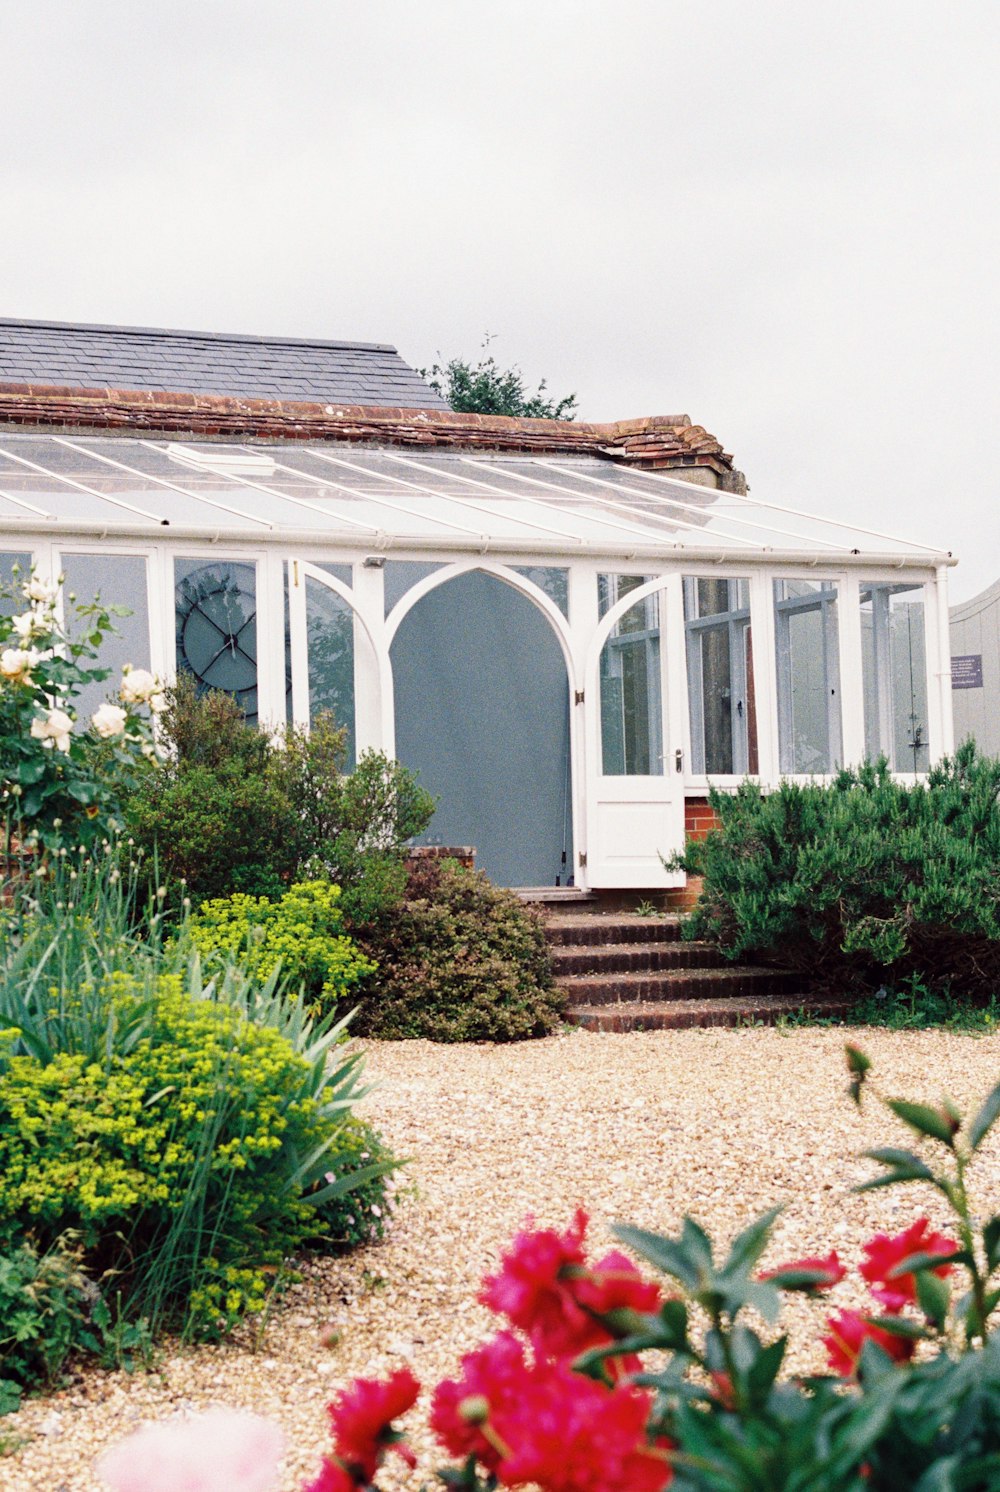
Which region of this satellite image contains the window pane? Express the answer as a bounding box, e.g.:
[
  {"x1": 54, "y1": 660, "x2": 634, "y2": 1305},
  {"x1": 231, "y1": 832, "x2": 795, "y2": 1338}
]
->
[
  {"x1": 62, "y1": 553, "x2": 150, "y2": 729},
  {"x1": 512, "y1": 566, "x2": 569, "y2": 617},
  {"x1": 861, "y1": 582, "x2": 929, "y2": 771},
  {"x1": 306, "y1": 575, "x2": 356, "y2": 769},
  {"x1": 600, "y1": 592, "x2": 663, "y2": 775},
  {"x1": 175, "y1": 558, "x2": 258, "y2": 722},
  {"x1": 774, "y1": 579, "x2": 842, "y2": 773},
  {"x1": 0, "y1": 553, "x2": 32, "y2": 617},
  {"x1": 597, "y1": 572, "x2": 652, "y2": 620},
  {"x1": 684, "y1": 577, "x2": 757, "y2": 774}
]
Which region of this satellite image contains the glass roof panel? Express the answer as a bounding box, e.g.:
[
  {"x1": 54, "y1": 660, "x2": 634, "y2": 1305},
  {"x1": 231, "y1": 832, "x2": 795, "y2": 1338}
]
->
[{"x1": 0, "y1": 435, "x2": 946, "y2": 561}]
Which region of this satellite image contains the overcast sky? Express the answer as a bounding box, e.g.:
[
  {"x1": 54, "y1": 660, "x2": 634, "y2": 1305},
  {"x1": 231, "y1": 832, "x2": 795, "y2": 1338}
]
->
[{"x1": 3, "y1": 2, "x2": 997, "y2": 598}]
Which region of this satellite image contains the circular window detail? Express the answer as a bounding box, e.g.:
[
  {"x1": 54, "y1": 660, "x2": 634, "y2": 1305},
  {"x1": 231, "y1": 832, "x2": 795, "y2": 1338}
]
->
[{"x1": 174, "y1": 560, "x2": 258, "y2": 719}]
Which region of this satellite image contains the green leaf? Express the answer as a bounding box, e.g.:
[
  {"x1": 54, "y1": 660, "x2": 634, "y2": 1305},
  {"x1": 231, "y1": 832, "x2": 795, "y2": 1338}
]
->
[
  {"x1": 866, "y1": 1314, "x2": 930, "y2": 1340},
  {"x1": 864, "y1": 1145, "x2": 936, "y2": 1179},
  {"x1": 970, "y1": 1080, "x2": 1000, "y2": 1151},
  {"x1": 763, "y1": 1265, "x2": 841, "y2": 1292},
  {"x1": 723, "y1": 1205, "x2": 783, "y2": 1275},
  {"x1": 613, "y1": 1223, "x2": 701, "y2": 1292},
  {"x1": 680, "y1": 1216, "x2": 715, "y2": 1274},
  {"x1": 887, "y1": 1249, "x2": 969, "y2": 1278},
  {"x1": 657, "y1": 1296, "x2": 689, "y2": 1349},
  {"x1": 746, "y1": 1333, "x2": 787, "y2": 1398},
  {"x1": 916, "y1": 1269, "x2": 950, "y2": 1331},
  {"x1": 886, "y1": 1098, "x2": 958, "y2": 1147},
  {"x1": 845, "y1": 1043, "x2": 872, "y2": 1076},
  {"x1": 983, "y1": 1216, "x2": 1000, "y2": 1271}
]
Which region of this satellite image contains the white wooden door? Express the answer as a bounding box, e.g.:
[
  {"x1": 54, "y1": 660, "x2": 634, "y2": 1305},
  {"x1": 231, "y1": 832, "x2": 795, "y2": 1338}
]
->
[{"x1": 584, "y1": 575, "x2": 686, "y2": 888}]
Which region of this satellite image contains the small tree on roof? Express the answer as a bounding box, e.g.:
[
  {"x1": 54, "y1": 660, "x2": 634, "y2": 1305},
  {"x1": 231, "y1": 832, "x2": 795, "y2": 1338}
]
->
[{"x1": 420, "y1": 336, "x2": 577, "y2": 421}]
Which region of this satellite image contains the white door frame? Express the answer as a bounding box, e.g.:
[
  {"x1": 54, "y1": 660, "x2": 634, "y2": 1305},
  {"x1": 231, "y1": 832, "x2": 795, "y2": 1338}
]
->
[{"x1": 583, "y1": 572, "x2": 687, "y2": 888}]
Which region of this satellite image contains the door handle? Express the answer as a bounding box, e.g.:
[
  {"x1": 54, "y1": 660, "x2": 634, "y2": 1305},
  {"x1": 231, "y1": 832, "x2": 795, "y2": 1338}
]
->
[{"x1": 675, "y1": 748, "x2": 684, "y2": 773}]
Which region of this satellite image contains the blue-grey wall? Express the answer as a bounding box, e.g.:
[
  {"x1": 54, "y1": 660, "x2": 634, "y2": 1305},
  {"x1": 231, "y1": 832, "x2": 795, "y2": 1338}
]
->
[{"x1": 391, "y1": 571, "x2": 572, "y2": 887}]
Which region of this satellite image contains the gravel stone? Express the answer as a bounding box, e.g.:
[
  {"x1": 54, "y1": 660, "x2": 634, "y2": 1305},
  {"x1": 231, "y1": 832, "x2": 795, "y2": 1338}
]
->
[{"x1": 6, "y1": 1026, "x2": 1000, "y2": 1489}]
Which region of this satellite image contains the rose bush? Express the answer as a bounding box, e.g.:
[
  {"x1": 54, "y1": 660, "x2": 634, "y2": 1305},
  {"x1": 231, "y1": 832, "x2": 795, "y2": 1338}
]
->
[
  {"x1": 0, "y1": 568, "x2": 164, "y2": 849},
  {"x1": 98, "y1": 1050, "x2": 1000, "y2": 1491}
]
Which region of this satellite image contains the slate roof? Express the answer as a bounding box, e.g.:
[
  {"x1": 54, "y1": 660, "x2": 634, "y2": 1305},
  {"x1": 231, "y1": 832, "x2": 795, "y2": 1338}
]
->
[{"x1": 0, "y1": 317, "x2": 449, "y2": 410}]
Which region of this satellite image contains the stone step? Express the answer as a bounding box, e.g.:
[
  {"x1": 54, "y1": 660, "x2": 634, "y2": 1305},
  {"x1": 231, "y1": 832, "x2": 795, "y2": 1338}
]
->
[
  {"x1": 556, "y1": 965, "x2": 799, "y2": 1007},
  {"x1": 519, "y1": 888, "x2": 598, "y2": 905},
  {"x1": 567, "y1": 993, "x2": 850, "y2": 1032},
  {"x1": 544, "y1": 914, "x2": 683, "y2": 947},
  {"x1": 550, "y1": 941, "x2": 726, "y2": 976}
]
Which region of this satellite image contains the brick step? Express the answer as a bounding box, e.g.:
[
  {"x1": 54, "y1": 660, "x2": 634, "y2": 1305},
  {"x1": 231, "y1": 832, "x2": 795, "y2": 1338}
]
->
[
  {"x1": 555, "y1": 965, "x2": 800, "y2": 1007},
  {"x1": 544, "y1": 914, "x2": 683, "y2": 948},
  {"x1": 567, "y1": 993, "x2": 850, "y2": 1032},
  {"x1": 550, "y1": 941, "x2": 726, "y2": 976}
]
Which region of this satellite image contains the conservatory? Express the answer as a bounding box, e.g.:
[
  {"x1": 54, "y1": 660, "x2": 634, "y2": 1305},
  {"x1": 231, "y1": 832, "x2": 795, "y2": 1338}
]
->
[{"x1": 0, "y1": 433, "x2": 955, "y2": 890}]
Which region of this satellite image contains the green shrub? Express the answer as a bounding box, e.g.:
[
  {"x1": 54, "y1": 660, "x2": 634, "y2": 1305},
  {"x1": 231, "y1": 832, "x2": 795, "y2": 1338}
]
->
[
  {"x1": 301, "y1": 1116, "x2": 399, "y2": 1253},
  {"x1": 185, "y1": 881, "x2": 375, "y2": 1013},
  {"x1": 0, "y1": 842, "x2": 188, "y2": 1065},
  {"x1": 123, "y1": 679, "x2": 435, "y2": 912},
  {"x1": 125, "y1": 757, "x2": 300, "y2": 903},
  {"x1": 0, "y1": 1235, "x2": 89, "y2": 1413},
  {"x1": 0, "y1": 974, "x2": 396, "y2": 1339},
  {"x1": 276, "y1": 732, "x2": 436, "y2": 926},
  {"x1": 354, "y1": 858, "x2": 562, "y2": 1042},
  {"x1": 674, "y1": 745, "x2": 1000, "y2": 999}
]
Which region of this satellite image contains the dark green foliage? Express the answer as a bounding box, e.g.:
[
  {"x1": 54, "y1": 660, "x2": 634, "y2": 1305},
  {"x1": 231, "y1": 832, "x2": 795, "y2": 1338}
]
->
[
  {"x1": 353, "y1": 858, "x2": 563, "y2": 1042},
  {"x1": 276, "y1": 725, "x2": 436, "y2": 927},
  {"x1": 0, "y1": 1236, "x2": 90, "y2": 1412},
  {"x1": 419, "y1": 337, "x2": 577, "y2": 420},
  {"x1": 123, "y1": 679, "x2": 434, "y2": 911},
  {"x1": 301, "y1": 1117, "x2": 400, "y2": 1252},
  {"x1": 126, "y1": 758, "x2": 298, "y2": 902},
  {"x1": 673, "y1": 745, "x2": 1000, "y2": 999}
]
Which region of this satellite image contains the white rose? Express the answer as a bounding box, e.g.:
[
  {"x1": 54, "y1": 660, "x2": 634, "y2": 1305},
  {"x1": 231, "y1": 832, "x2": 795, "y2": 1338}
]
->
[
  {"x1": 10, "y1": 610, "x2": 46, "y2": 643},
  {"x1": 0, "y1": 647, "x2": 35, "y2": 685},
  {"x1": 23, "y1": 575, "x2": 59, "y2": 606},
  {"x1": 30, "y1": 707, "x2": 73, "y2": 753},
  {"x1": 92, "y1": 702, "x2": 128, "y2": 739},
  {"x1": 119, "y1": 667, "x2": 161, "y2": 706}
]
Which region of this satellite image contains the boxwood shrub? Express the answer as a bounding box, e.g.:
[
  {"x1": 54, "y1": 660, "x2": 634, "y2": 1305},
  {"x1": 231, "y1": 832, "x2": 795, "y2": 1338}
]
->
[{"x1": 353, "y1": 858, "x2": 563, "y2": 1042}]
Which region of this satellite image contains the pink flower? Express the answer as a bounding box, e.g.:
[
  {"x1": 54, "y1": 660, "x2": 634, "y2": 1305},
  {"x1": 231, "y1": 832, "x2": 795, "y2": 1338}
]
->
[
  {"x1": 432, "y1": 1331, "x2": 673, "y2": 1490},
  {"x1": 480, "y1": 1213, "x2": 659, "y2": 1367},
  {"x1": 823, "y1": 1310, "x2": 916, "y2": 1376},
  {"x1": 860, "y1": 1217, "x2": 957, "y2": 1312},
  {"x1": 431, "y1": 1331, "x2": 531, "y2": 1472},
  {"x1": 480, "y1": 1209, "x2": 592, "y2": 1357},
  {"x1": 324, "y1": 1367, "x2": 420, "y2": 1481},
  {"x1": 759, "y1": 1251, "x2": 846, "y2": 1290},
  {"x1": 575, "y1": 1249, "x2": 662, "y2": 1317},
  {"x1": 302, "y1": 1461, "x2": 355, "y2": 1492},
  {"x1": 496, "y1": 1360, "x2": 673, "y2": 1492},
  {"x1": 96, "y1": 1408, "x2": 283, "y2": 1492}
]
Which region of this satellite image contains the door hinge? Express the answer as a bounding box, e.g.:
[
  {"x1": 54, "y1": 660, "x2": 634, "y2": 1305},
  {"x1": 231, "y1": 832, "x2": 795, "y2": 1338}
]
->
[
  {"x1": 577, "y1": 851, "x2": 587, "y2": 868},
  {"x1": 575, "y1": 689, "x2": 585, "y2": 705}
]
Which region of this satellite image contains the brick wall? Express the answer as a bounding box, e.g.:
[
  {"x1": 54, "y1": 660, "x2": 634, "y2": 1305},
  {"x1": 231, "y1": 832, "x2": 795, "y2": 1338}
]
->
[{"x1": 684, "y1": 796, "x2": 721, "y2": 841}]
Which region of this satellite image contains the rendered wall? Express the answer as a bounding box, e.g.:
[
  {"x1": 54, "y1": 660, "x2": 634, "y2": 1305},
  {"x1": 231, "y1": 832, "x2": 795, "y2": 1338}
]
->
[{"x1": 950, "y1": 580, "x2": 1000, "y2": 757}]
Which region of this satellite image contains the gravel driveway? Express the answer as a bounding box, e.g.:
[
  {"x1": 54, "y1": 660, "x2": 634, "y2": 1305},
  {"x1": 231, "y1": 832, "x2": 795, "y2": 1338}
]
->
[{"x1": 7, "y1": 1026, "x2": 1000, "y2": 1490}]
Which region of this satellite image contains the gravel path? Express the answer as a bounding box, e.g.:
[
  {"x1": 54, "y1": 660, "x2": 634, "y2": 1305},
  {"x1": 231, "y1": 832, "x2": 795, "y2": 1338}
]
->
[{"x1": 7, "y1": 1026, "x2": 1000, "y2": 1490}]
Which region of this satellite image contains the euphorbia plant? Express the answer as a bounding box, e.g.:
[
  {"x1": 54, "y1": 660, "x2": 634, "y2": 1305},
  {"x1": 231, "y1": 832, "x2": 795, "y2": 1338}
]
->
[{"x1": 0, "y1": 568, "x2": 164, "y2": 850}]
